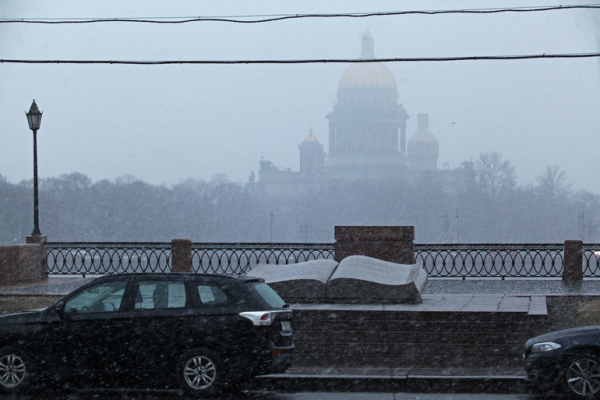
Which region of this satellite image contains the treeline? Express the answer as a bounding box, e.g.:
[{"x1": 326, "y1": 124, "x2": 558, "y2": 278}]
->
[
  {"x1": 1, "y1": 153, "x2": 598, "y2": 244},
  {"x1": 0, "y1": 173, "x2": 265, "y2": 243}
]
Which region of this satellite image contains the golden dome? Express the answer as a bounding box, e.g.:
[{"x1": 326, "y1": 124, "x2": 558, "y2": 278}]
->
[
  {"x1": 338, "y1": 62, "x2": 397, "y2": 90},
  {"x1": 338, "y1": 31, "x2": 397, "y2": 90},
  {"x1": 303, "y1": 128, "x2": 319, "y2": 142}
]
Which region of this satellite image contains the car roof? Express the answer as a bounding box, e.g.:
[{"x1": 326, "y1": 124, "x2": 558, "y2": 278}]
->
[{"x1": 93, "y1": 272, "x2": 262, "y2": 283}]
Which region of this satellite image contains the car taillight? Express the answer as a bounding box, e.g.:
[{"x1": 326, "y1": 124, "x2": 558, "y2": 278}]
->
[
  {"x1": 239, "y1": 311, "x2": 272, "y2": 326},
  {"x1": 260, "y1": 313, "x2": 271, "y2": 324}
]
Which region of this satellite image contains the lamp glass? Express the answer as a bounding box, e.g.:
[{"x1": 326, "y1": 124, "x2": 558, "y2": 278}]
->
[{"x1": 27, "y1": 112, "x2": 42, "y2": 130}]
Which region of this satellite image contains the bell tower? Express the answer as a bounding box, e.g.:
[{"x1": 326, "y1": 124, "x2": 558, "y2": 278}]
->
[{"x1": 299, "y1": 128, "x2": 325, "y2": 173}]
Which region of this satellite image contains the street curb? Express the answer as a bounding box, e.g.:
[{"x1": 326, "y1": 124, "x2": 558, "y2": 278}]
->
[{"x1": 254, "y1": 374, "x2": 532, "y2": 393}]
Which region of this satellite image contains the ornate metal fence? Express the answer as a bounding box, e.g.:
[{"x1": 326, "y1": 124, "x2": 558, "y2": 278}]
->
[
  {"x1": 46, "y1": 242, "x2": 171, "y2": 275},
  {"x1": 414, "y1": 244, "x2": 565, "y2": 278},
  {"x1": 583, "y1": 245, "x2": 600, "y2": 277},
  {"x1": 191, "y1": 243, "x2": 335, "y2": 275},
  {"x1": 46, "y1": 242, "x2": 335, "y2": 276},
  {"x1": 46, "y1": 242, "x2": 600, "y2": 278}
]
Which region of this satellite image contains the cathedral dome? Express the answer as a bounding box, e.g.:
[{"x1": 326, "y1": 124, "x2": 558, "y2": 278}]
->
[
  {"x1": 338, "y1": 31, "x2": 397, "y2": 90},
  {"x1": 338, "y1": 63, "x2": 397, "y2": 90},
  {"x1": 303, "y1": 128, "x2": 319, "y2": 142}
]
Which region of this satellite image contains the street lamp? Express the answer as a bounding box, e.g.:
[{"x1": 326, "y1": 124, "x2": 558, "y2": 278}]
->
[
  {"x1": 25, "y1": 100, "x2": 43, "y2": 236},
  {"x1": 455, "y1": 210, "x2": 460, "y2": 243}
]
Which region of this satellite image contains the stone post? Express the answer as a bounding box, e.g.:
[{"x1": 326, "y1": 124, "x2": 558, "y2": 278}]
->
[
  {"x1": 26, "y1": 235, "x2": 48, "y2": 279},
  {"x1": 563, "y1": 240, "x2": 583, "y2": 282},
  {"x1": 334, "y1": 226, "x2": 415, "y2": 264},
  {"x1": 171, "y1": 239, "x2": 192, "y2": 273}
]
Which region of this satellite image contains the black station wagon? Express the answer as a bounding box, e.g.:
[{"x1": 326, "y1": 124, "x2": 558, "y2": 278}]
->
[
  {"x1": 524, "y1": 326, "x2": 600, "y2": 398},
  {"x1": 0, "y1": 273, "x2": 294, "y2": 395}
]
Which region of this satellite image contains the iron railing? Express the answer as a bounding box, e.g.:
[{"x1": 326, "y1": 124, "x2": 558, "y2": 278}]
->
[
  {"x1": 191, "y1": 243, "x2": 335, "y2": 275},
  {"x1": 415, "y1": 244, "x2": 565, "y2": 278},
  {"x1": 46, "y1": 242, "x2": 334, "y2": 276},
  {"x1": 46, "y1": 242, "x2": 171, "y2": 275},
  {"x1": 46, "y1": 242, "x2": 600, "y2": 278},
  {"x1": 583, "y1": 245, "x2": 600, "y2": 277}
]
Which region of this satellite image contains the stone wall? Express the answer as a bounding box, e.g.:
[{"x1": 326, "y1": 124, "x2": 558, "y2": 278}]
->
[
  {"x1": 0, "y1": 243, "x2": 47, "y2": 285},
  {"x1": 292, "y1": 305, "x2": 547, "y2": 369}
]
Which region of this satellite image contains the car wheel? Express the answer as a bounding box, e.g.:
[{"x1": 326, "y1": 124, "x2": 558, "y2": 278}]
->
[
  {"x1": 177, "y1": 348, "x2": 224, "y2": 396},
  {"x1": 0, "y1": 347, "x2": 32, "y2": 393},
  {"x1": 562, "y1": 353, "x2": 600, "y2": 398}
]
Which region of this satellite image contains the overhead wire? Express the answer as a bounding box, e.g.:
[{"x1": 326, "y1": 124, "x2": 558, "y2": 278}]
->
[
  {"x1": 3, "y1": 4, "x2": 598, "y2": 66},
  {"x1": 2, "y1": 53, "x2": 600, "y2": 65},
  {"x1": 1, "y1": 4, "x2": 600, "y2": 24}
]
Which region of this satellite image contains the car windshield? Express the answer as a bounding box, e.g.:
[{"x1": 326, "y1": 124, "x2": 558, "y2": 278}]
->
[{"x1": 251, "y1": 282, "x2": 286, "y2": 309}]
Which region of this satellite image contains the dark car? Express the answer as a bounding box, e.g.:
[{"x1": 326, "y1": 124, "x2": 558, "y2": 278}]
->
[
  {"x1": 0, "y1": 273, "x2": 293, "y2": 395},
  {"x1": 523, "y1": 326, "x2": 600, "y2": 398}
]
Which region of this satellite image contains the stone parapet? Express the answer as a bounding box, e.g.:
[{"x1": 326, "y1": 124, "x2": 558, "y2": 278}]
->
[
  {"x1": 0, "y1": 243, "x2": 47, "y2": 284},
  {"x1": 26, "y1": 235, "x2": 48, "y2": 280},
  {"x1": 171, "y1": 239, "x2": 192, "y2": 273},
  {"x1": 334, "y1": 226, "x2": 414, "y2": 264},
  {"x1": 563, "y1": 240, "x2": 583, "y2": 282}
]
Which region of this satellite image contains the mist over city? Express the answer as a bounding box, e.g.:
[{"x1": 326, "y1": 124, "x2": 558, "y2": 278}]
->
[
  {"x1": 6, "y1": 4, "x2": 600, "y2": 400},
  {"x1": 1, "y1": 1, "x2": 600, "y2": 243}
]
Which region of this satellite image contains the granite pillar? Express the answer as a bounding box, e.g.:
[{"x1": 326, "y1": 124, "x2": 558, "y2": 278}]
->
[
  {"x1": 171, "y1": 239, "x2": 192, "y2": 273},
  {"x1": 26, "y1": 234, "x2": 48, "y2": 279},
  {"x1": 334, "y1": 226, "x2": 415, "y2": 264},
  {"x1": 563, "y1": 240, "x2": 583, "y2": 282},
  {"x1": 0, "y1": 236, "x2": 47, "y2": 284}
]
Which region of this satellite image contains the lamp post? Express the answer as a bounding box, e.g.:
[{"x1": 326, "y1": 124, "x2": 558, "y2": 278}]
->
[
  {"x1": 455, "y1": 210, "x2": 460, "y2": 243},
  {"x1": 270, "y1": 210, "x2": 274, "y2": 241},
  {"x1": 26, "y1": 100, "x2": 43, "y2": 236},
  {"x1": 578, "y1": 210, "x2": 585, "y2": 241}
]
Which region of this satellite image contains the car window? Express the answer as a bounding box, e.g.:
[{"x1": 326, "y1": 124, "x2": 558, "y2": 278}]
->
[
  {"x1": 135, "y1": 281, "x2": 187, "y2": 310},
  {"x1": 195, "y1": 284, "x2": 230, "y2": 306},
  {"x1": 252, "y1": 282, "x2": 286, "y2": 308},
  {"x1": 64, "y1": 281, "x2": 127, "y2": 314}
]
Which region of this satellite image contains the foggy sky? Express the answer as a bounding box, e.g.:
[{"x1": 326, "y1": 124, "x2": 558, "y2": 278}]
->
[{"x1": 1, "y1": 1, "x2": 599, "y2": 192}]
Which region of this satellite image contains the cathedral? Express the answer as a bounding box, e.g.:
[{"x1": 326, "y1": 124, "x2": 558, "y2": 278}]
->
[{"x1": 254, "y1": 31, "x2": 440, "y2": 197}]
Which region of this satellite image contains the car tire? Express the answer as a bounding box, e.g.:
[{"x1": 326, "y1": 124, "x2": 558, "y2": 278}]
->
[
  {"x1": 177, "y1": 348, "x2": 225, "y2": 396},
  {"x1": 0, "y1": 347, "x2": 33, "y2": 394},
  {"x1": 561, "y1": 352, "x2": 600, "y2": 399}
]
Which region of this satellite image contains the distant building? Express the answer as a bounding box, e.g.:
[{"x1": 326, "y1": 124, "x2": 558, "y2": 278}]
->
[
  {"x1": 299, "y1": 128, "x2": 326, "y2": 174},
  {"x1": 254, "y1": 31, "x2": 440, "y2": 197},
  {"x1": 408, "y1": 113, "x2": 439, "y2": 172},
  {"x1": 326, "y1": 30, "x2": 409, "y2": 180}
]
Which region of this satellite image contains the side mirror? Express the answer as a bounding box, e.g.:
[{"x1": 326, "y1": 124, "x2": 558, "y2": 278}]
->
[{"x1": 54, "y1": 301, "x2": 65, "y2": 316}]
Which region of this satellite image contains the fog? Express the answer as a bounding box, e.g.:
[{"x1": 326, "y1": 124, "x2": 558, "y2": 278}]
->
[{"x1": 1, "y1": 0, "x2": 599, "y2": 191}]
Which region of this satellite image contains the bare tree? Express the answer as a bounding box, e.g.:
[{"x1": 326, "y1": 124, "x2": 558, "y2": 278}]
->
[
  {"x1": 536, "y1": 165, "x2": 571, "y2": 200},
  {"x1": 475, "y1": 152, "x2": 516, "y2": 201}
]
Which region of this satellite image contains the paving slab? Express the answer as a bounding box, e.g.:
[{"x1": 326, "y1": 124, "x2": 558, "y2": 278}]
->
[
  {"x1": 497, "y1": 296, "x2": 531, "y2": 312},
  {"x1": 292, "y1": 294, "x2": 543, "y2": 314},
  {"x1": 528, "y1": 296, "x2": 548, "y2": 315},
  {"x1": 425, "y1": 278, "x2": 600, "y2": 296},
  {"x1": 422, "y1": 294, "x2": 473, "y2": 310}
]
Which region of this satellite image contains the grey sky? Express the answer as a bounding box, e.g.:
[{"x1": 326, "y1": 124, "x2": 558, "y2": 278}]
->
[{"x1": 1, "y1": 1, "x2": 599, "y2": 191}]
